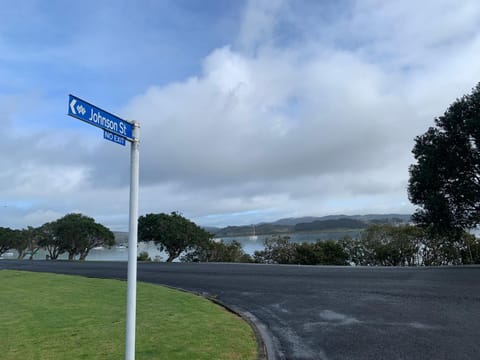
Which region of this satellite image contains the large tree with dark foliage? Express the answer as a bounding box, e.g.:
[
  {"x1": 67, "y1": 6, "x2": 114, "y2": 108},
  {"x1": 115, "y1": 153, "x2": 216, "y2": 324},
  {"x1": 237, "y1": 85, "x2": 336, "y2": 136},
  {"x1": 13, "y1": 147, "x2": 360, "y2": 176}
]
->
[
  {"x1": 138, "y1": 212, "x2": 211, "y2": 262},
  {"x1": 54, "y1": 213, "x2": 114, "y2": 261},
  {"x1": 409, "y1": 83, "x2": 480, "y2": 236},
  {"x1": 38, "y1": 214, "x2": 114, "y2": 260},
  {"x1": 38, "y1": 222, "x2": 63, "y2": 260}
]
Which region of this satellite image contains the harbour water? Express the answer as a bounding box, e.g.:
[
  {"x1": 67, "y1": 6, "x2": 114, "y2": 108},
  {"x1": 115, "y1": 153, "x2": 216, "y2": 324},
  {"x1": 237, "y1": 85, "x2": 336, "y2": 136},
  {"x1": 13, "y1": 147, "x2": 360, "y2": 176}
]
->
[
  {"x1": 1, "y1": 230, "x2": 362, "y2": 262},
  {"x1": 219, "y1": 230, "x2": 362, "y2": 255}
]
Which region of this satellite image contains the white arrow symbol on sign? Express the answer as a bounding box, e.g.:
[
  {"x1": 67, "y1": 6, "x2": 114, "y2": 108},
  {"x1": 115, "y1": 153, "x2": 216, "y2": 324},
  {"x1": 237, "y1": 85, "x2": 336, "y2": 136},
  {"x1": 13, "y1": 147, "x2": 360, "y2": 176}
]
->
[{"x1": 70, "y1": 98, "x2": 77, "y2": 114}]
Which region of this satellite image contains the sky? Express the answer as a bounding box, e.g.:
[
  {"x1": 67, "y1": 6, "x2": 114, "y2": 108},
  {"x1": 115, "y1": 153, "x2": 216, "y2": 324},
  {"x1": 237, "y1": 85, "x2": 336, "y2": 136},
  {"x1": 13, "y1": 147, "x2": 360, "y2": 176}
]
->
[{"x1": 1, "y1": 0, "x2": 480, "y2": 230}]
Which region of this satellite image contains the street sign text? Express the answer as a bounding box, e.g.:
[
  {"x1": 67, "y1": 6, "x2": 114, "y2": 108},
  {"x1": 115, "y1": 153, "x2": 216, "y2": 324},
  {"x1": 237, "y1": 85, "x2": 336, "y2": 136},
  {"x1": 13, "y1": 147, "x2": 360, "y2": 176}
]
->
[{"x1": 68, "y1": 94, "x2": 134, "y2": 141}]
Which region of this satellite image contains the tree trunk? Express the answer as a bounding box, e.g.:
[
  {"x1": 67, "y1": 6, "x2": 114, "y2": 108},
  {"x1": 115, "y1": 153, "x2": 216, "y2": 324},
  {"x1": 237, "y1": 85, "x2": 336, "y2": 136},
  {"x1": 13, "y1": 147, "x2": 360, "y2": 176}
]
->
[
  {"x1": 47, "y1": 247, "x2": 59, "y2": 260},
  {"x1": 79, "y1": 249, "x2": 90, "y2": 261},
  {"x1": 28, "y1": 248, "x2": 40, "y2": 260},
  {"x1": 68, "y1": 251, "x2": 75, "y2": 261},
  {"x1": 166, "y1": 249, "x2": 182, "y2": 263}
]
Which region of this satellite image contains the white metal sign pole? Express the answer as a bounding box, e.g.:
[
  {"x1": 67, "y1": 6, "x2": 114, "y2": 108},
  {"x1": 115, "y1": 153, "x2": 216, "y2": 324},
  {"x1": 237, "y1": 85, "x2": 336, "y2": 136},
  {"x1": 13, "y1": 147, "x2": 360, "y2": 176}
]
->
[{"x1": 126, "y1": 121, "x2": 140, "y2": 360}]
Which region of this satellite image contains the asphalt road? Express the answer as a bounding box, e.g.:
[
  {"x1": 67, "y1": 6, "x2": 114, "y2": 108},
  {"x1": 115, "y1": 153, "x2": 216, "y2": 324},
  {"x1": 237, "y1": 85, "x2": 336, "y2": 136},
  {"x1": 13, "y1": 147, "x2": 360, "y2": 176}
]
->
[{"x1": 2, "y1": 260, "x2": 479, "y2": 360}]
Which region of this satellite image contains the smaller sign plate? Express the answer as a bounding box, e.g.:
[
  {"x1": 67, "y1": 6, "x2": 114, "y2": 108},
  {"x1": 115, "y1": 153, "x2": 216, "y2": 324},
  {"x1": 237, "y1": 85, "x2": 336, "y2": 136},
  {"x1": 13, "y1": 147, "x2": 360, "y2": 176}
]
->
[{"x1": 104, "y1": 130, "x2": 126, "y2": 146}]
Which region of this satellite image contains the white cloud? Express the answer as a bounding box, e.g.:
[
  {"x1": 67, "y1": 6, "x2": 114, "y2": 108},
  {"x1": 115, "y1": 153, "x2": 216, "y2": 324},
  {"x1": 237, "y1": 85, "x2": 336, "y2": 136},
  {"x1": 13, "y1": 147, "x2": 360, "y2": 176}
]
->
[
  {"x1": 117, "y1": 0, "x2": 480, "y2": 226},
  {"x1": 238, "y1": 0, "x2": 287, "y2": 50},
  {"x1": 1, "y1": 0, "x2": 479, "y2": 229}
]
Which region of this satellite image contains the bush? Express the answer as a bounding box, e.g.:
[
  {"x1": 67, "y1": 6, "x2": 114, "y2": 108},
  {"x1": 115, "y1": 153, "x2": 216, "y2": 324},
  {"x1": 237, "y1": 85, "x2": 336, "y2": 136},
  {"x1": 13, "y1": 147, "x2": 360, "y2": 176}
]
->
[
  {"x1": 137, "y1": 251, "x2": 151, "y2": 262},
  {"x1": 182, "y1": 240, "x2": 252, "y2": 263},
  {"x1": 253, "y1": 236, "x2": 347, "y2": 265},
  {"x1": 253, "y1": 236, "x2": 296, "y2": 264}
]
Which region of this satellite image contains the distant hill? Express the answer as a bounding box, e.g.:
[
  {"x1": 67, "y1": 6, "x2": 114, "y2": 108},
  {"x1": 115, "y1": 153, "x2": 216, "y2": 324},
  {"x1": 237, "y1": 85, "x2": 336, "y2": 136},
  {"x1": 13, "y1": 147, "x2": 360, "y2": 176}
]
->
[
  {"x1": 210, "y1": 214, "x2": 411, "y2": 237},
  {"x1": 271, "y1": 217, "x2": 321, "y2": 226},
  {"x1": 113, "y1": 231, "x2": 128, "y2": 244},
  {"x1": 271, "y1": 214, "x2": 410, "y2": 226},
  {"x1": 294, "y1": 218, "x2": 368, "y2": 232},
  {"x1": 350, "y1": 214, "x2": 412, "y2": 223},
  {"x1": 213, "y1": 223, "x2": 292, "y2": 237},
  {"x1": 202, "y1": 226, "x2": 221, "y2": 233}
]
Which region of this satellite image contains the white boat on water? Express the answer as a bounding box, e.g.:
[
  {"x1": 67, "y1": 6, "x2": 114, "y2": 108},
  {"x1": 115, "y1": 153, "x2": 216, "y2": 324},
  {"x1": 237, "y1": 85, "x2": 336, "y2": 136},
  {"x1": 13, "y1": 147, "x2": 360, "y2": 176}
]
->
[
  {"x1": 249, "y1": 225, "x2": 258, "y2": 241},
  {"x1": 115, "y1": 244, "x2": 127, "y2": 250}
]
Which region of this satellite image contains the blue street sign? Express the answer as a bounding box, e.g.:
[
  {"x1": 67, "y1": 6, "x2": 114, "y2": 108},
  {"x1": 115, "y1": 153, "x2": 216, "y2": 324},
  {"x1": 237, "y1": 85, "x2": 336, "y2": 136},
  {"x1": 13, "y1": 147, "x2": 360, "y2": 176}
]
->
[
  {"x1": 104, "y1": 130, "x2": 126, "y2": 146},
  {"x1": 68, "y1": 94, "x2": 134, "y2": 141}
]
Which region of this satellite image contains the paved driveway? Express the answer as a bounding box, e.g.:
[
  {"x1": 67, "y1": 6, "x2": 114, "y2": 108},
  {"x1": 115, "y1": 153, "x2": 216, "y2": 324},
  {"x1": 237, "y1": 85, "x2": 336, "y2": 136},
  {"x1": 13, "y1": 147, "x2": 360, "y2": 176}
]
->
[{"x1": 2, "y1": 260, "x2": 479, "y2": 360}]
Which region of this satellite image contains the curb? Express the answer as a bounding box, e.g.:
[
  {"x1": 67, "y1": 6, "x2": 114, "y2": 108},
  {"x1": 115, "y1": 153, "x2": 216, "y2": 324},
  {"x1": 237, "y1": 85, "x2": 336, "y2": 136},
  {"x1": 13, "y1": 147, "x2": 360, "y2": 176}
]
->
[
  {"x1": 206, "y1": 297, "x2": 272, "y2": 360},
  {"x1": 162, "y1": 285, "x2": 270, "y2": 360}
]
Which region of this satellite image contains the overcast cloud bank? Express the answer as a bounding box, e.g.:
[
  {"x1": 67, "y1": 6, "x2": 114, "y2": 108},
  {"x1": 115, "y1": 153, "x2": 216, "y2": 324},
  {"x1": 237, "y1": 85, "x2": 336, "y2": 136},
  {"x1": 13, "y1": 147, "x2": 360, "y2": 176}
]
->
[{"x1": 1, "y1": 0, "x2": 480, "y2": 229}]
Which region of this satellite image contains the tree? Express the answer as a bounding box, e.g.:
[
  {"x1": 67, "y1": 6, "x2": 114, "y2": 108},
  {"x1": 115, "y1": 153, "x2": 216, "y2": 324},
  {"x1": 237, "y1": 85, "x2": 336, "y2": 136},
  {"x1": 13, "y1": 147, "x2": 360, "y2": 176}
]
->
[
  {"x1": 420, "y1": 228, "x2": 476, "y2": 265},
  {"x1": 254, "y1": 237, "x2": 347, "y2": 265},
  {"x1": 409, "y1": 83, "x2": 480, "y2": 236},
  {"x1": 253, "y1": 236, "x2": 297, "y2": 264},
  {"x1": 316, "y1": 240, "x2": 348, "y2": 265},
  {"x1": 338, "y1": 225, "x2": 424, "y2": 266},
  {"x1": 293, "y1": 240, "x2": 347, "y2": 265},
  {"x1": 461, "y1": 234, "x2": 480, "y2": 264},
  {"x1": 138, "y1": 212, "x2": 211, "y2": 262},
  {"x1": 359, "y1": 225, "x2": 422, "y2": 266},
  {"x1": 390, "y1": 225, "x2": 423, "y2": 266},
  {"x1": 37, "y1": 214, "x2": 114, "y2": 261},
  {"x1": 78, "y1": 222, "x2": 114, "y2": 261},
  {"x1": 54, "y1": 213, "x2": 114, "y2": 261},
  {"x1": 12, "y1": 227, "x2": 41, "y2": 260},
  {"x1": 293, "y1": 242, "x2": 319, "y2": 265},
  {"x1": 11, "y1": 228, "x2": 28, "y2": 259},
  {"x1": 38, "y1": 222, "x2": 63, "y2": 260},
  {"x1": 338, "y1": 236, "x2": 367, "y2": 265},
  {"x1": 24, "y1": 226, "x2": 43, "y2": 260},
  {"x1": 0, "y1": 227, "x2": 15, "y2": 256}
]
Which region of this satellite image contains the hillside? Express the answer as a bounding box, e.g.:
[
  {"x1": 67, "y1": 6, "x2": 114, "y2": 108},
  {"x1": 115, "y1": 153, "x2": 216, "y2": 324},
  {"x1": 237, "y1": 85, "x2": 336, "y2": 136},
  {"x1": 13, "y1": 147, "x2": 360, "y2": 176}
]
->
[
  {"x1": 273, "y1": 214, "x2": 411, "y2": 226},
  {"x1": 210, "y1": 214, "x2": 411, "y2": 237},
  {"x1": 213, "y1": 223, "x2": 292, "y2": 237},
  {"x1": 294, "y1": 218, "x2": 367, "y2": 232},
  {"x1": 113, "y1": 231, "x2": 128, "y2": 244}
]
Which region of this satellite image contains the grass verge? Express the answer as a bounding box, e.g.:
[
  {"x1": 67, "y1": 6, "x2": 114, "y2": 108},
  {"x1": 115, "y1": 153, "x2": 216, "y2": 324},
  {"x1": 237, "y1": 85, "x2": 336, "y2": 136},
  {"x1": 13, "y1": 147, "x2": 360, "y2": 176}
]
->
[{"x1": 0, "y1": 270, "x2": 257, "y2": 360}]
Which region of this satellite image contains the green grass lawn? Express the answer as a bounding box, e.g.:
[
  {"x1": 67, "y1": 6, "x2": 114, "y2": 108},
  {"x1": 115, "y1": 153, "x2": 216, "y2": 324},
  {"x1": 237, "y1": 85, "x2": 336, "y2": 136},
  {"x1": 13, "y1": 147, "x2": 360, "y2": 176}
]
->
[{"x1": 0, "y1": 270, "x2": 257, "y2": 360}]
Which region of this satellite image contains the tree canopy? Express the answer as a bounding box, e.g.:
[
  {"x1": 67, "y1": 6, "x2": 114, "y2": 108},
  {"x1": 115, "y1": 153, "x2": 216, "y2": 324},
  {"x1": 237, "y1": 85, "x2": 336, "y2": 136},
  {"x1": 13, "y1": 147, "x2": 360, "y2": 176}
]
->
[
  {"x1": 0, "y1": 227, "x2": 16, "y2": 256},
  {"x1": 409, "y1": 83, "x2": 480, "y2": 234},
  {"x1": 36, "y1": 214, "x2": 114, "y2": 260},
  {"x1": 253, "y1": 236, "x2": 348, "y2": 265},
  {"x1": 54, "y1": 213, "x2": 115, "y2": 260},
  {"x1": 138, "y1": 212, "x2": 211, "y2": 262}
]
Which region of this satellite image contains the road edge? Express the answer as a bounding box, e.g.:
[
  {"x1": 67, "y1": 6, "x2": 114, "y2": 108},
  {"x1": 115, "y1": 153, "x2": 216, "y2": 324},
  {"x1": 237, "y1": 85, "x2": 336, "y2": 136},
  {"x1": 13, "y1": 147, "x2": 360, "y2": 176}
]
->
[{"x1": 161, "y1": 285, "x2": 271, "y2": 360}]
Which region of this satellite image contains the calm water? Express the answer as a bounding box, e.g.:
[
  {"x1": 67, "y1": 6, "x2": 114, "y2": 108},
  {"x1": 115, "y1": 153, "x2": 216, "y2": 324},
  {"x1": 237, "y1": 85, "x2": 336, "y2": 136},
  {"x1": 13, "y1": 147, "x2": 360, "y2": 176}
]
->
[
  {"x1": 1, "y1": 230, "x2": 362, "y2": 261},
  {"x1": 220, "y1": 230, "x2": 362, "y2": 255}
]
